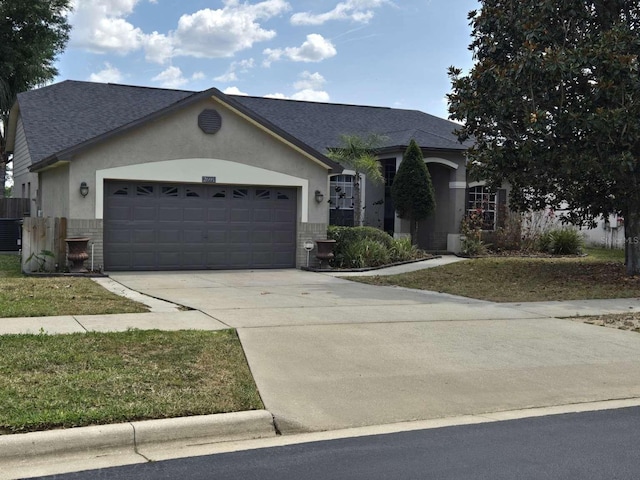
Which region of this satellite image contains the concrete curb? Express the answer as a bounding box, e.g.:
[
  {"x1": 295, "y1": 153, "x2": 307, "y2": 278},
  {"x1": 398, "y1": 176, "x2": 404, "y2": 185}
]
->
[{"x1": 0, "y1": 410, "x2": 276, "y2": 461}]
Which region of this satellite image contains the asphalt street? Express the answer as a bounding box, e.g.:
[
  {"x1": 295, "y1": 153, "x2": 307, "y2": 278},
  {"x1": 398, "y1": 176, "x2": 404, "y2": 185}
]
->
[{"x1": 33, "y1": 407, "x2": 640, "y2": 480}]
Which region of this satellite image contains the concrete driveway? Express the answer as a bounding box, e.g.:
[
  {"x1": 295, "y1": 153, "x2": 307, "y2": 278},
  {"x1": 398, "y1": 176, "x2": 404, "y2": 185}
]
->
[{"x1": 109, "y1": 269, "x2": 640, "y2": 433}]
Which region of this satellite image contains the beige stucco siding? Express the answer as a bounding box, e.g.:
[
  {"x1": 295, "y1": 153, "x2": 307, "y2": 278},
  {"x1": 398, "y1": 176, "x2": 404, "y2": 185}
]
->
[
  {"x1": 66, "y1": 96, "x2": 330, "y2": 225},
  {"x1": 39, "y1": 163, "x2": 70, "y2": 218}
]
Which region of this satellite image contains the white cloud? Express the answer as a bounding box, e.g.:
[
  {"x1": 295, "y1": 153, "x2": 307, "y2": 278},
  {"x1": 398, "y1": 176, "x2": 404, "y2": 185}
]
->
[
  {"x1": 293, "y1": 71, "x2": 326, "y2": 90},
  {"x1": 264, "y1": 71, "x2": 330, "y2": 102},
  {"x1": 88, "y1": 63, "x2": 123, "y2": 83},
  {"x1": 143, "y1": 31, "x2": 174, "y2": 64},
  {"x1": 69, "y1": 0, "x2": 290, "y2": 64},
  {"x1": 263, "y1": 34, "x2": 336, "y2": 66},
  {"x1": 174, "y1": 0, "x2": 290, "y2": 58},
  {"x1": 264, "y1": 92, "x2": 288, "y2": 99},
  {"x1": 223, "y1": 86, "x2": 249, "y2": 96},
  {"x1": 214, "y1": 58, "x2": 255, "y2": 82},
  {"x1": 69, "y1": 0, "x2": 143, "y2": 54},
  {"x1": 290, "y1": 0, "x2": 390, "y2": 25},
  {"x1": 291, "y1": 89, "x2": 330, "y2": 102},
  {"x1": 192, "y1": 71, "x2": 206, "y2": 80},
  {"x1": 151, "y1": 66, "x2": 188, "y2": 88}
]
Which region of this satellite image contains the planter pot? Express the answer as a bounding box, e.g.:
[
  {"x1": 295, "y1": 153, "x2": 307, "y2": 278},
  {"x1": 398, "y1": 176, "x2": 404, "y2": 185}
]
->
[
  {"x1": 315, "y1": 239, "x2": 336, "y2": 269},
  {"x1": 65, "y1": 237, "x2": 90, "y2": 273}
]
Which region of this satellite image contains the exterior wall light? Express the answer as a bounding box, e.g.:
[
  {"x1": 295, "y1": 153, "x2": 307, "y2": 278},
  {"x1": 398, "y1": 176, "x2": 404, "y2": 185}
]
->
[
  {"x1": 314, "y1": 190, "x2": 324, "y2": 203},
  {"x1": 80, "y1": 181, "x2": 89, "y2": 197}
]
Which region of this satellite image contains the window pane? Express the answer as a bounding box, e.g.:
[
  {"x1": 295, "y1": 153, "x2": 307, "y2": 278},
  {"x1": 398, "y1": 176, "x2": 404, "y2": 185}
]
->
[{"x1": 467, "y1": 186, "x2": 497, "y2": 230}]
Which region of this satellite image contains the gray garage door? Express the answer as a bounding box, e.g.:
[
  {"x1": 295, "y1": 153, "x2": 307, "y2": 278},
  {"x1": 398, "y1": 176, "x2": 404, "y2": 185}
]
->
[{"x1": 104, "y1": 181, "x2": 297, "y2": 271}]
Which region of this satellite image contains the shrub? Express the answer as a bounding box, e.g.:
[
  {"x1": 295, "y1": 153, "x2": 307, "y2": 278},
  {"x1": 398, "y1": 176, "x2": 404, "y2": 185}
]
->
[
  {"x1": 327, "y1": 226, "x2": 396, "y2": 268},
  {"x1": 493, "y1": 212, "x2": 523, "y2": 251},
  {"x1": 460, "y1": 211, "x2": 487, "y2": 256},
  {"x1": 342, "y1": 239, "x2": 391, "y2": 269},
  {"x1": 538, "y1": 228, "x2": 584, "y2": 255},
  {"x1": 389, "y1": 237, "x2": 419, "y2": 263}
]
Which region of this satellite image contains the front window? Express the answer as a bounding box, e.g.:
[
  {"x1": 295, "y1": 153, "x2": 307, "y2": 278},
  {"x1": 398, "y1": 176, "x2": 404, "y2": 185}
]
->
[
  {"x1": 468, "y1": 186, "x2": 497, "y2": 230},
  {"x1": 330, "y1": 175, "x2": 354, "y2": 210},
  {"x1": 330, "y1": 174, "x2": 355, "y2": 226}
]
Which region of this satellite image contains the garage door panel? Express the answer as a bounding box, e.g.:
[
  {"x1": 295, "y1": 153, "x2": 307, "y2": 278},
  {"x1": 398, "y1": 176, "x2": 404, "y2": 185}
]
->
[
  {"x1": 107, "y1": 206, "x2": 132, "y2": 222},
  {"x1": 105, "y1": 182, "x2": 296, "y2": 270},
  {"x1": 207, "y1": 208, "x2": 228, "y2": 221},
  {"x1": 133, "y1": 206, "x2": 157, "y2": 221},
  {"x1": 157, "y1": 229, "x2": 181, "y2": 243},
  {"x1": 228, "y1": 230, "x2": 251, "y2": 243},
  {"x1": 205, "y1": 230, "x2": 227, "y2": 243},
  {"x1": 133, "y1": 229, "x2": 156, "y2": 243},
  {"x1": 158, "y1": 207, "x2": 183, "y2": 222},
  {"x1": 104, "y1": 229, "x2": 131, "y2": 243},
  {"x1": 157, "y1": 252, "x2": 182, "y2": 269},
  {"x1": 131, "y1": 252, "x2": 156, "y2": 269},
  {"x1": 184, "y1": 207, "x2": 205, "y2": 222},
  {"x1": 229, "y1": 208, "x2": 251, "y2": 222}
]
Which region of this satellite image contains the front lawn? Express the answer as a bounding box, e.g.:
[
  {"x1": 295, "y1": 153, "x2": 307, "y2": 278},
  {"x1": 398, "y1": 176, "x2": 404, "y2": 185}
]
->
[
  {"x1": 0, "y1": 329, "x2": 263, "y2": 433},
  {"x1": 0, "y1": 254, "x2": 148, "y2": 317},
  {"x1": 353, "y1": 248, "x2": 640, "y2": 302}
]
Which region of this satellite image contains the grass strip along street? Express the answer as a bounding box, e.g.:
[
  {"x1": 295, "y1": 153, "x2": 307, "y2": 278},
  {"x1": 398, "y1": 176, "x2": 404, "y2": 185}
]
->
[
  {"x1": 0, "y1": 254, "x2": 262, "y2": 434},
  {"x1": 0, "y1": 329, "x2": 263, "y2": 433}
]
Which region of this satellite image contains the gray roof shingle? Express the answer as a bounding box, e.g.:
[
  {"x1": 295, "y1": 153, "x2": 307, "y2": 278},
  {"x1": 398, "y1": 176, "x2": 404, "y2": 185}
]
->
[
  {"x1": 232, "y1": 96, "x2": 470, "y2": 153},
  {"x1": 17, "y1": 80, "x2": 194, "y2": 163},
  {"x1": 15, "y1": 80, "x2": 469, "y2": 165}
]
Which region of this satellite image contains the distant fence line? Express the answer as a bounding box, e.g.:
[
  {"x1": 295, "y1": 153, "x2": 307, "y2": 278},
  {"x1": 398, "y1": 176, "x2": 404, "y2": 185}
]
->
[{"x1": 0, "y1": 198, "x2": 30, "y2": 218}]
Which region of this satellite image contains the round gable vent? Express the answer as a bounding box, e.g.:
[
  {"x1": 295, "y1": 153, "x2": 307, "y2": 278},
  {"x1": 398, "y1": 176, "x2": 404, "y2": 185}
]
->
[{"x1": 198, "y1": 109, "x2": 222, "y2": 134}]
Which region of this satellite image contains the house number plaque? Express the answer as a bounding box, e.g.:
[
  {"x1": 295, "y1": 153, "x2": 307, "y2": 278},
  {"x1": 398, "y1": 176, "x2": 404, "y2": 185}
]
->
[{"x1": 202, "y1": 176, "x2": 217, "y2": 183}]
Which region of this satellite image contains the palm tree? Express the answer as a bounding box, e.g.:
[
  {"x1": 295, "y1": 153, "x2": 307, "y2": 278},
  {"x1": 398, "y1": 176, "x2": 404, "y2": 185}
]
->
[{"x1": 327, "y1": 134, "x2": 385, "y2": 226}]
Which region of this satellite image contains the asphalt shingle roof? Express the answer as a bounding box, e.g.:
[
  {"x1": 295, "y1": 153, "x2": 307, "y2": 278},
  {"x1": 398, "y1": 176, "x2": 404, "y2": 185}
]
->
[
  {"x1": 15, "y1": 80, "x2": 469, "y2": 165},
  {"x1": 232, "y1": 95, "x2": 470, "y2": 153},
  {"x1": 17, "y1": 80, "x2": 194, "y2": 163}
]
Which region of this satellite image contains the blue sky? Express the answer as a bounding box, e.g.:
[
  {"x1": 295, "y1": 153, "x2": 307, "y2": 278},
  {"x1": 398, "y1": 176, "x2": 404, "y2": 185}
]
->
[{"x1": 56, "y1": 0, "x2": 479, "y2": 119}]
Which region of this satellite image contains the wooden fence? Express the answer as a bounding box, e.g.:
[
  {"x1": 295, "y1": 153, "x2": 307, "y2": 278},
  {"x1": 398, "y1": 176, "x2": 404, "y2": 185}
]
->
[
  {"x1": 21, "y1": 217, "x2": 67, "y2": 272},
  {"x1": 0, "y1": 198, "x2": 30, "y2": 218}
]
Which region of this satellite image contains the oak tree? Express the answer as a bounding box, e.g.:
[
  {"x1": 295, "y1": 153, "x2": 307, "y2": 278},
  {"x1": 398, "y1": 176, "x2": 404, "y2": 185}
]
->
[{"x1": 449, "y1": 0, "x2": 640, "y2": 274}]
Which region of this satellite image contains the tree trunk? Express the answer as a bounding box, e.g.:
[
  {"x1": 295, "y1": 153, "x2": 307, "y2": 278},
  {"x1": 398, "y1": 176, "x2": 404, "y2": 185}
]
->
[
  {"x1": 353, "y1": 174, "x2": 362, "y2": 227},
  {"x1": 410, "y1": 219, "x2": 418, "y2": 246},
  {"x1": 624, "y1": 211, "x2": 640, "y2": 275},
  {"x1": 0, "y1": 161, "x2": 5, "y2": 199}
]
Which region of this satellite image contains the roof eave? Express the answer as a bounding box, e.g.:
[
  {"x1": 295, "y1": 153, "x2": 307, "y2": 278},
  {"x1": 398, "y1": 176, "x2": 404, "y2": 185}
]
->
[
  {"x1": 376, "y1": 144, "x2": 470, "y2": 156},
  {"x1": 5, "y1": 101, "x2": 20, "y2": 154}
]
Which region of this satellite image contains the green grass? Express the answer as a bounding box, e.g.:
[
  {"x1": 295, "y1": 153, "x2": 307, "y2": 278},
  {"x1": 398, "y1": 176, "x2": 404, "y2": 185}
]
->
[
  {"x1": 353, "y1": 247, "x2": 638, "y2": 302},
  {"x1": 0, "y1": 254, "x2": 148, "y2": 317},
  {"x1": 0, "y1": 329, "x2": 263, "y2": 433}
]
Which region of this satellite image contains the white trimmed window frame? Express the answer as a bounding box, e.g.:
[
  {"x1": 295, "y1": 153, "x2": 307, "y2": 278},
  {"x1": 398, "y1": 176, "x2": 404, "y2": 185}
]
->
[
  {"x1": 329, "y1": 174, "x2": 355, "y2": 210},
  {"x1": 467, "y1": 185, "x2": 498, "y2": 230}
]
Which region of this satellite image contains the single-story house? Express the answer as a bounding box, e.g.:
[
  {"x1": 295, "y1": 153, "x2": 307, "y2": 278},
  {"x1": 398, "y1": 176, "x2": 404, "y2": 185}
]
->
[{"x1": 6, "y1": 80, "x2": 494, "y2": 271}]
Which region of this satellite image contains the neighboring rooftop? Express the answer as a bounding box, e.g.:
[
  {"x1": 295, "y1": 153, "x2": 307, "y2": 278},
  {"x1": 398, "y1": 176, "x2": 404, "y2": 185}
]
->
[{"x1": 12, "y1": 80, "x2": 469, "y2": 164}]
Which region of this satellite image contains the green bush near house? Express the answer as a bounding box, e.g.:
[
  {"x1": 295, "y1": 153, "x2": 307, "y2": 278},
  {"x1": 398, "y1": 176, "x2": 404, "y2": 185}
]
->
[
  {"x1": 538, "y1": 228, "x2": 584, "y2": 255},
  {"x1": 327, "y1": 226, "x2": 422, "y2": 268}
]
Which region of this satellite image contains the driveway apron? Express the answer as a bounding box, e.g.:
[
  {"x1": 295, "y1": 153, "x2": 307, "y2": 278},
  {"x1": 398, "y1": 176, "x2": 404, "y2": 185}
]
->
[{"x1": 109, "y1": 269, "x2": 640, "y2": 433}]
